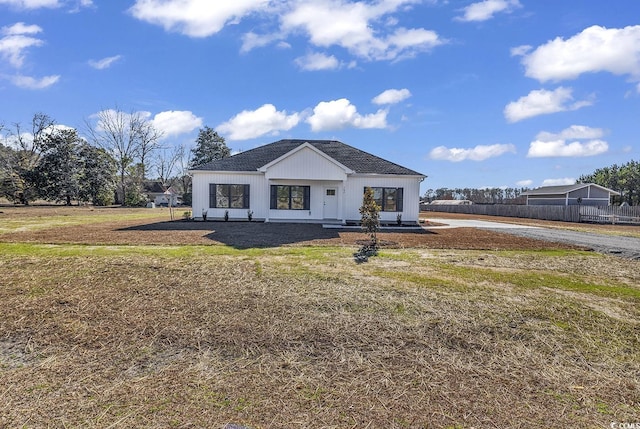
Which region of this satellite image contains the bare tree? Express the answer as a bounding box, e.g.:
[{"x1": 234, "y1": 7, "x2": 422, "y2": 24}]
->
[
  {"x1": 85, "y1": 107, "x2": 162, "y2": 205},
  {"x1": 176, "y1": 145, "x2": 193, "y2": 205},
  {"x1": 154, "y1": 144, "x2": 184, "y2": 187},
  {"x1": 137, "y1": 117, "x2": 163, "y2": 178}
]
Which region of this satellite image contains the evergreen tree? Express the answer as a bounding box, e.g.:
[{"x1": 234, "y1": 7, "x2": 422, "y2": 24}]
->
[
  {"x1": 33, "y1": 128, "x2": 83, "y2": 205},
  {"x1": 78, "y1": 144, "x2": 117, "y2": 206},
  {"x1": 189, "y1": 126, "x2": 230, "y2": 168},
  {"x1": 579, "y1": 160, "x2": 640, "y2": 205}
]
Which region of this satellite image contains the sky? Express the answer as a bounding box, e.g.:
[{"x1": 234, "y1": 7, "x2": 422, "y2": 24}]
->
[{"x1": 1, "y1": 0, "x2": 639, "y2": 194}]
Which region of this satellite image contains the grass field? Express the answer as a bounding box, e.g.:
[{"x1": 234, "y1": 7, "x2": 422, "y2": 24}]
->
[{"x1": 1, "y1": 207, "x2": 638, "y2": 428}]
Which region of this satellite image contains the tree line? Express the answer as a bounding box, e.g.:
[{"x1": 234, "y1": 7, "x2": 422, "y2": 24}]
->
[
  {"x1": 424, "y1": 159, "x2": 639, "y2": 206},
  {"x1": 422, "y1": 187, "x2": 529, "y2": 204},
  {"x1": 0, "y1": 110, "x2": 230, "y2": 206},
  {"x1": 578, "y1": 160, "x2": 640, "y2": 205}
]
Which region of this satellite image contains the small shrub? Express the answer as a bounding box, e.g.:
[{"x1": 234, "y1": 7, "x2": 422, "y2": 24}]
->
[
  {"x1": 224, "y1": 210, "x2": 229, "y2": 222},
  {"x1": 202, "y1": 209, "x2": 208, "y2": 221},
  {"x1": 182, "y1": 211, "x2": 192, "y2": 221},
  {"x1": 247, "y1": 210, "x2": 253, "y2": 222}
]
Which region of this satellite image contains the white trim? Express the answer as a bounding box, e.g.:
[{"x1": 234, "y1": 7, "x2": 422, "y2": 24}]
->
[{"x1": 257, "y1": 142, "x2": 355, "y2": 174}]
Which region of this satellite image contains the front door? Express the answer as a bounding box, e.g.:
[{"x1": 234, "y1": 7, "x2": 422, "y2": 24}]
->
[{"x1": 323, "y1": 188, "x2": 338, "y2": 219}]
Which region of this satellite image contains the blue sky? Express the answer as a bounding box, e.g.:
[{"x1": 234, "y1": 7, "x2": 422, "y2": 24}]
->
[{"x1": 1, "y1": 0, "x2": 639, "y2": 194}]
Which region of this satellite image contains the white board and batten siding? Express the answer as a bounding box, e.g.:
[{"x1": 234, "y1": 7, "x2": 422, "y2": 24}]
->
[
  {"x1": 191, "y1": 171, "x2": 266, "y2": 220},
  {"x1": 261, "y1": 145, "x2": 349, "y2": 182},
  {"x1": 345, "y1": 175, "x2": 422, "y2": 223}
]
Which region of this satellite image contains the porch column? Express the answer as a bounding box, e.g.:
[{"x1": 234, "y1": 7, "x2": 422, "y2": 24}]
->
[
  {"x1": 341, "y1": 181, "x2": 347, "y2": 224},
  {"x1": 265, "y1": 179, "x2": 270, "y2": 222}
]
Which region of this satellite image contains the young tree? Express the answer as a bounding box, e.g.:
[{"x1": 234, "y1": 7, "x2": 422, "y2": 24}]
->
[
  {"x1": 360, "y1": 187, "x2": 381, "y2": 248},
  {"x1": 189, "y1": 126, "x2": 230, "y2": 168}
]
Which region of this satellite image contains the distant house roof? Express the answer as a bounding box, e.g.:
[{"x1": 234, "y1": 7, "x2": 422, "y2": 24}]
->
[
  {"x1": 190, "y1": 139, "x2": 424, "y2": 176},
  {"x1": 144, "y1": 181, "x2": 177, "y2": 195},
  {"x1": 521, "y1": 183, "x2": 620, "y2": 196}
]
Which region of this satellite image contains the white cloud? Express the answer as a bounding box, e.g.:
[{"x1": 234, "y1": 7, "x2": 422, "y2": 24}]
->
[
  {"x1": 240, "y1": 31, "x2": 282, "y2": 54},
  {"x1": 455, "y1": 0, "x2": 521, "y2": 22},
  {"x1": 542, "y1": 178, "x2": 575, "y2": 186},
  {"x1": 429, "y1": 143, "x2": 516, "y2": 162},
  {"x1": 130, "y1": 0, "x2": 445, "y2": 63},
  {"x1": 0, "y1": 22, "x2": 60, "y2": 89},
  {"x1": 0, "y1": 0, "x2": 92, "y2": 10},
  {"x1": 510, "y1": 44, "x2": 531, "y2": 57},
  {"x1": 9, "y1": 74, "x2": 59, "y2": 89},
  {"x1": 306, "y1": 98, "x2": 387, "y2": 132},
  {"x1": 88, "y1": 55, "x2": 122, "y2": 70},
  {"x1": 527, "y1": 125, "x2": 609, "y2": 158},
  {"x1": 520, "y1": 25, "x2": 640, "y2": 83},
  {"x1": 516, "y1": 179, "x2": 533, "y2": 187},
  {"x1": 372, "y1": 88, "x2": 411, "y2": 105},
  {"x1": 216, "y1": 104, "x2": 301, "y2": 140},
  {"x1": 0, "y1": 0, "x2": 60, "y2": 8},
  {"x1": 294, "y1": 52, "x2": 340, "y2": 71},
  {"x1": 504, "y1": 87, "x2": 593, "y2": 122},
  {"x1": 0, "y1": 22, "x2": 44, "y2": 68},
  {"x1": 527, "y1": 139, "x2": 608, "y2": 158},
  {"x1": 535, "y1": 125, "x2": 604, "y2": 142},
  {"x1": 151, "y1": 111, "x2": 203, "y2": 138},
  {"x1": 128, "y1": 0, "x2": 270, "y2": 38}
]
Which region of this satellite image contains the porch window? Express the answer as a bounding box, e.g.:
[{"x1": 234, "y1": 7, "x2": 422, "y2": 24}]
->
[
  {"x1": 209, "y1": 184, "x2": 250, "y2": 208},
  {"x1": 270, "y1": 185, "x2": 310, "y2": 210},
  {"x1": 366, "y1": 187, "x2": 403, "y2": 212}
]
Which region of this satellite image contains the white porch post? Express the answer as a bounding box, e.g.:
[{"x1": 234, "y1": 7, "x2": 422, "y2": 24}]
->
[{"x1": 265, "y1": 179, "x2": 270, "y2": 222}]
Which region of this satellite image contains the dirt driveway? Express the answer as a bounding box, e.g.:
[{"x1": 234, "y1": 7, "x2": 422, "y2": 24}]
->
[{"x1": 426, "y1": 216, "x2": 640, "y2": 259}]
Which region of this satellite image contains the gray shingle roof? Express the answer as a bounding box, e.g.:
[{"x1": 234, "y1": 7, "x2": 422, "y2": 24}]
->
[
  {"x1": 190, "y1": 139, "x2": 424, "y2": 176},
  {"x1": 521, "y1": 183, "x2": 619, "y2": 196}
]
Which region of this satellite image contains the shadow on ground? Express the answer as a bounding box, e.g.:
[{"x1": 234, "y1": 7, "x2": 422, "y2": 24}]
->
[
  {"x1": 119, "y1": 220, "x2": 436, "y2": 249},
  {"x1": 119, "y1": 221, "x2": 345, "y2": 249}
]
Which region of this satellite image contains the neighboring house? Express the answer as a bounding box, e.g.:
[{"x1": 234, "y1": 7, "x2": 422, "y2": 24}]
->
[
  {"x1": 144, "y1": 182, "x2": 181, "y2": 207},
  {"x1": 190, "y1": 139, "x2": 426, "y2": 224},
  {"x1": 521, "y1": 183, "x2": 620, "y2": 206}
]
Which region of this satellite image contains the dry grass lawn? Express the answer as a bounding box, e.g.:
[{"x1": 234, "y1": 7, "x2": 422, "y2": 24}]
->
[{"x1": 0, "y1": 206, "x2": 639, "y2": 428}]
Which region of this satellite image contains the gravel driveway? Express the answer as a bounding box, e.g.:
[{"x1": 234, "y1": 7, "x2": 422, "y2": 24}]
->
[{"x1": 428, "y1": 218, "x2": 640, "y2": 260}]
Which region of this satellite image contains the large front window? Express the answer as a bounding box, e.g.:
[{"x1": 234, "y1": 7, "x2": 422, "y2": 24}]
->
[
  {"x1": 367, "y1": 187, "x2": 403, "y2": 212},
  {"x1": 271, "y1": 185, "x2": 310, "y2": 210},
  {"x1": 209, "y1": 184, "x2": 250, "y2": 208}
]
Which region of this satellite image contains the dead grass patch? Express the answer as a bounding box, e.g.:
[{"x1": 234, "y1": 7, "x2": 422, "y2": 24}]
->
[{"x1": 0, "y1": 207, "x2": 638, "y2": 427}]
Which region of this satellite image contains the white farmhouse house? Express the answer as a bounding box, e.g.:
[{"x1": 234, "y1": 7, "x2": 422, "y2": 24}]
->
[{"x1": 190, "y1": 139, "x2": 426, "y2": 224}]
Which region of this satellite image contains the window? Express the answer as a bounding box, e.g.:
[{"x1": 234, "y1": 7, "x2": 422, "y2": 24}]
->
[
  {"x1": 270, "y1": 185, "x2": 310, "y2": 210},
  {"x1": 209, "y1": 184, "x2": 250, "y2": 208},
  {"x1": 365, "y1": 187, "x2": 403, "y2": 212},
  {"x1": 326, "y1": 189, "x2": 336, "y2": 196}
]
